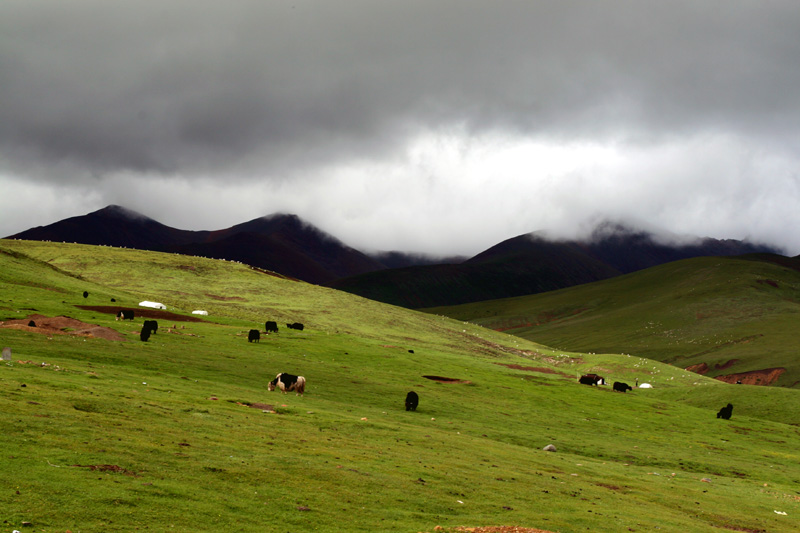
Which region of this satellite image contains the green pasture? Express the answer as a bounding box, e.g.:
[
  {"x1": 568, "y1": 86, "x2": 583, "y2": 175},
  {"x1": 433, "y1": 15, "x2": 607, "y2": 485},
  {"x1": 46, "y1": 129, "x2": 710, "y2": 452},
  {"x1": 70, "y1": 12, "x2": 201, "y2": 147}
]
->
[
  {"x1": 426, "y1": 256, "x2": 800, "y2": 387},
  {"x1": 1, "y1": 241, "x2": 799, "y2": 532}
]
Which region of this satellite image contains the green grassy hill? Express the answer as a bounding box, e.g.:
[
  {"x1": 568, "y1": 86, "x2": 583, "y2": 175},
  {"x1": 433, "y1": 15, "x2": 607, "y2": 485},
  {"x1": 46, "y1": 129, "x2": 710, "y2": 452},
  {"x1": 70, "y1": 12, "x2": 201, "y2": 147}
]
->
[
  {"x1": 424, "y1": 255, "x2": 800, "y2": 388},
  {"x1": 2, "y1": 241, "x2": 800, "y2": 532}
]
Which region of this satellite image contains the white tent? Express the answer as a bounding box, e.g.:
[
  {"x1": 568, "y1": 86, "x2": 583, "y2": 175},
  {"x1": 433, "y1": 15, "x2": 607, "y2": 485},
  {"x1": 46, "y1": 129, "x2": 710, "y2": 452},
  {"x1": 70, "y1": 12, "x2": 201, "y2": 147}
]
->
[
  {"x1": 139, "y1": 301, "x2": 166, "y2": 310},
  {"x1": 192, "y1": 310, "x2": 208, "y2": 315}
]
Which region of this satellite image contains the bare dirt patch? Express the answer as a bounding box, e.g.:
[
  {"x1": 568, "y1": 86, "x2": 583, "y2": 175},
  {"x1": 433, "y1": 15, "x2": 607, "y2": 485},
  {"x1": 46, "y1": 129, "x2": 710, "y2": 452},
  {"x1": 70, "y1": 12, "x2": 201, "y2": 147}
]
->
[
  {"x1": 71, "y1": 464, "x2": 138, "y2": 476},
  {"x1": 716, "y1": 368, "x2": 786, "y2": 386},
  {"x1": 423, "y1": 375, "x2": 471, "y2": 384},
  {"x1": 423, "y1": 527, "x2": 556, "y2": 533},
  {"x1": 248, "y1": 403, "x2": 275, "y2": 411},
  {"x1": 76, "y1": 305, "x2": 205, "y2": 322},
  {"x1": 1, "y1": 314, "x2": 125, "y2": 341},
  {"x1": 687, "y1": 361, "x2": 787, "y2": 385},
  {"x1": 686, "y1": 362, "x2": 710, "y2": 374}
]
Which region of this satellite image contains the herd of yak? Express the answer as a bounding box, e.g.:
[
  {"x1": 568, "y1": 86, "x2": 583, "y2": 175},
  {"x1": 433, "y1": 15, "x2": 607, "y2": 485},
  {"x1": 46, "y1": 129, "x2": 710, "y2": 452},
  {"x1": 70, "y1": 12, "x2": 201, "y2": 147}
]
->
[
  {"x1": 580, "y1": 372, "x2": 734, "y2": 419},
  {"x1": 109, "y1": 296, "x2": 732, "y2": 417}
]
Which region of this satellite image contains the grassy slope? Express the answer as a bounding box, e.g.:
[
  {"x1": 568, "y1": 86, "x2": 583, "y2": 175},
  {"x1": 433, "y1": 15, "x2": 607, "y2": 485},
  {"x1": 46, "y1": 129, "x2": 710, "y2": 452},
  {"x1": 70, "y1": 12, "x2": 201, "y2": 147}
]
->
[
  {"x1": 1, "y1": 241, "x2": 799, "y2": 532},
  {"x1": 425, "y1": 256, "x2": 800, "y2": 387}
]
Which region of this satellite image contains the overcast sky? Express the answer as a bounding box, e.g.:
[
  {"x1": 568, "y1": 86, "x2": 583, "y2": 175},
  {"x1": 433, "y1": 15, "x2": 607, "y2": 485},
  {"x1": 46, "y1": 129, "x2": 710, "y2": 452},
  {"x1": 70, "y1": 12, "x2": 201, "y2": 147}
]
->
[{"x1": 2, "y1": 1, "x2": 799, "y2": 256}]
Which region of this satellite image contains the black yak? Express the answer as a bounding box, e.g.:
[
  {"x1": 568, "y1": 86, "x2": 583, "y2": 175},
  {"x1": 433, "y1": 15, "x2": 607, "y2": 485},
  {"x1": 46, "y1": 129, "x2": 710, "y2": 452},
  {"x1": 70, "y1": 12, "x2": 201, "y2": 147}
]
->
[
  {"x1": 717, "y1": 403, "x2": 733, "y2": 420},
  {"x1": 405, "y1": 391, "x2": 419, "y2": 411}
]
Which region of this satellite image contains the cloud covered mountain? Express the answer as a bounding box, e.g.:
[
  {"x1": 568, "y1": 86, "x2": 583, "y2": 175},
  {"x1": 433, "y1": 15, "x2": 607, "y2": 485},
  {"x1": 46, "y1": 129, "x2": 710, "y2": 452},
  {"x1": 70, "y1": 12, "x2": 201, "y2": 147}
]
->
[{"x1": 6, "y1": 205, "x2": 782, "y2": 303}]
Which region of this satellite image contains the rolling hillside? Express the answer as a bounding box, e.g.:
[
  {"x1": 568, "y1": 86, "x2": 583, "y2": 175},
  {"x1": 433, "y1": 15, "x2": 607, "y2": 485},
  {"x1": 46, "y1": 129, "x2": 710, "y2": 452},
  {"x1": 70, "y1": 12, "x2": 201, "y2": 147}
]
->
[
  {"x1": 425, "y1": 254, "x2": 800, "y2": 388},
  {"x1": 2, "y1": 240, "x2": 800, "y2": 532}
]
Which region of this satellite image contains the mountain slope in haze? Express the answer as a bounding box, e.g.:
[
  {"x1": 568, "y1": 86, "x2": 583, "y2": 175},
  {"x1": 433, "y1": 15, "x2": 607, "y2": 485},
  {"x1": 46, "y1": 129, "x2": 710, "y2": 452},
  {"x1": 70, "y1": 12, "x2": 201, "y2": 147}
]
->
[
  {"x1": 562, "y1": 221, "x2": 781, "y2": 274},
  {"x1": 328, "y1": 226, "x2": 780, "y2": 308},
  {"x1": 425, "y1": 254, "x2": 800, "y2": 387}
]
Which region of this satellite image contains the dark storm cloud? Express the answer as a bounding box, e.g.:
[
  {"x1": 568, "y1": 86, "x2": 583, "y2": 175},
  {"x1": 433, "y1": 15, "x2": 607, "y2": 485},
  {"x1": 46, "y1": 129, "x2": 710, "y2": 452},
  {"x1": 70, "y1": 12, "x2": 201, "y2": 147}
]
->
[
  {"x1": 3, "y1": 1, "x2": 799, "y2": 180},
  {"x1": 2, "y1": 1, "x2": 800, "y2": 254}
]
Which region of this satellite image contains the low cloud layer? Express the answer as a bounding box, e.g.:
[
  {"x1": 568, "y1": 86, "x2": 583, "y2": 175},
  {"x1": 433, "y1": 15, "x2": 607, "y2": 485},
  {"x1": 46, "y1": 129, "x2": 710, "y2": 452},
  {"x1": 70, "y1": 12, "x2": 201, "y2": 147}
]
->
[{"x1": 2, "y1": 1, "x2": 799, "y2": 255}]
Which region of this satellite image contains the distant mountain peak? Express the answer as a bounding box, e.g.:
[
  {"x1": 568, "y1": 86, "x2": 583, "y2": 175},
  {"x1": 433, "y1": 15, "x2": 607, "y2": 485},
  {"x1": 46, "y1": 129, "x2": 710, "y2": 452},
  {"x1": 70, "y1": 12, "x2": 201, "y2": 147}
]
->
[{"x1": 93, "y1": 205, "x2": 154, "y2": 222}]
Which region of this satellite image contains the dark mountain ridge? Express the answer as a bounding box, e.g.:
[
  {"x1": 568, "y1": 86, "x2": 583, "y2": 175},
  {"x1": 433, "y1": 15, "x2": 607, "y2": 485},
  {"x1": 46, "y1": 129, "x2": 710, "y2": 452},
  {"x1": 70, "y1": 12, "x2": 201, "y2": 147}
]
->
[
  {"x1": 329, "y1": 226, "x2": 782, "y2": 308},
  {"x1": 8, "y1": 206, "x2": 384, "y2": 285},
  {"x1": 6, "y1": 205, "x2": 783, "y2": 303},
  {"x1": 13, "y1": 205, "x2": 210, "y2": 249}
]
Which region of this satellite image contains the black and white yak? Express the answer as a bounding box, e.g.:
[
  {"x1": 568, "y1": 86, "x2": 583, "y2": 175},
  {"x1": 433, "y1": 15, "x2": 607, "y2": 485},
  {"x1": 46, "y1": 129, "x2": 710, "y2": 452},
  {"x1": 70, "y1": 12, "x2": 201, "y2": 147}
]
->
[
  {"x1": 116, "y1": 310, "x2": 134, "y2": 321},
  {"x1": 268, "y1": 373, "x2": 306, "y2": 395}
]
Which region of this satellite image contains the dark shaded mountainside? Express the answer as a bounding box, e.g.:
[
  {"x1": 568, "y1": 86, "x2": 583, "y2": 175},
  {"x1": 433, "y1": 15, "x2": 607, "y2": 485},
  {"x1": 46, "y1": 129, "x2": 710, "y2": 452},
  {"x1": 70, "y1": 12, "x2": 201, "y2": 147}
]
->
[
  {"x1": 8, "y1": 206, "x2": 783, "y2": 306},
  {"x1": 328, "y1": 225, "x2": 783, "y2": 308}
]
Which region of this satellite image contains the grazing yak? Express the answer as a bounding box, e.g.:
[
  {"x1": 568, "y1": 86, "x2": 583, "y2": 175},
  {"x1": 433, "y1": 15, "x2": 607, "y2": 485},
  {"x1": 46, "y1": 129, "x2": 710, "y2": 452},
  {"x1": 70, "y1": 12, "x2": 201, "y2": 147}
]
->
[
  {"x1": 265, "y1": 321, "x2": 279, "y2": 333},
  {"x1": 717, "y1": 403, "x2": 733, "y2": 420},
  {"x1": 143, "y1": 320, "x2": 158, "y2": 335},
  {"x1": 287, "y1": 322, "x2": 304, "y2": 331},
  {"x1": 140, "y1": 325, "x2": 151, "y2": 342},
  {"x1": 83, "y1": 291, "x2": 89, "y2": 298},
  {"x1": 248, "y1": 329, "x2": 261, "y2": 343},
  {"x1": 613, "y1": 381, "x2": 632, "y2": 393},
  {"x1": 405, "y1": 391, "x2": 419, "y2": 411},
  {"x1": 116, "y1": 310, "x2": 134, "y2": 321},
  {"x1": 579, "y1": 374, "x2": 605, "y2": 386},
  {"x1": 268, "y1": 373, "x2": 306, "y2": 395}
]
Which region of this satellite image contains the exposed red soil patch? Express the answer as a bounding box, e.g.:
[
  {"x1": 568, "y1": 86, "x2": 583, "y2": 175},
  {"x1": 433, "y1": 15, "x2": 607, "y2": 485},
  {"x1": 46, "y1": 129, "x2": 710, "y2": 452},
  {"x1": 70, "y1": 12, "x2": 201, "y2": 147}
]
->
[
  {"x1": 687, "y1": 360, "x2": 786, "y2": 385},
  {"x1": 76, "y1": 305, "x2": 205, "y2": 322},
  {"x1": 0, "y1": 314, "x2": 125, "y2": 341},
  {"x1": 424, "y1": 527, "x2": 555, "y2": 533},
  {"x1": 686, "y1": 362, "x2": 709, "y2": 374},
  {"x1": 716, "y1": 367, "x2": 786, "y2": 386},
  {"x1": 687, "y1": 359, "x2": 740, "y2": 374}
]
